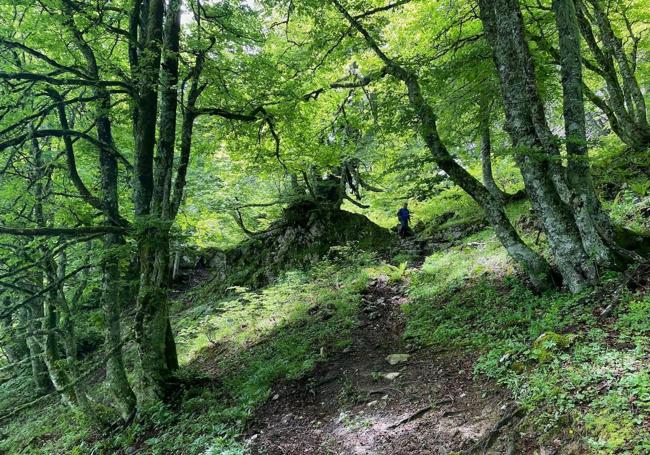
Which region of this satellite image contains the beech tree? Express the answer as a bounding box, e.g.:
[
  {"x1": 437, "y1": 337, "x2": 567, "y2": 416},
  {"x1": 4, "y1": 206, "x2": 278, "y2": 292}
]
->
[
  {"x1": 0, "y1": 0, "x2": 648, "y2": 432},
  {"x1": 0, "y1": 0, "x2": 276, "y2": 412}
]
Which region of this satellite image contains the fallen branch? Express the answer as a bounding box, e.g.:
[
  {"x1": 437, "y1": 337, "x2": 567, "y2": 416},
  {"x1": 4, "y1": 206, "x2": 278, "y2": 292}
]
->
[{"x1": 364, "y1": 387, "x2": 404, "y2": 396}]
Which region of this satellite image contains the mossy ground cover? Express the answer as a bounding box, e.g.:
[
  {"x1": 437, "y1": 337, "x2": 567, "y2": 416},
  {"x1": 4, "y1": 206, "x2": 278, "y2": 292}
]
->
[{"x1": 403, "y1": 226, "x2": 650, "y2": 454}]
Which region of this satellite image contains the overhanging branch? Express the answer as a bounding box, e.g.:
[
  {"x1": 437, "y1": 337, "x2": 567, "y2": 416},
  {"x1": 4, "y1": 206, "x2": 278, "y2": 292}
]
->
[{"x1": 0, "y1": 226, "x2": 126, "y2": 237}]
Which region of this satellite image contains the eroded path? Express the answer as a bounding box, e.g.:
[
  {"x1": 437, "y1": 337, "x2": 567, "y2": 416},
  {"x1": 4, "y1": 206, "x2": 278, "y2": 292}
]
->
[{"x1": 244, "y1": 272, "x2": 519, "y2": 455}]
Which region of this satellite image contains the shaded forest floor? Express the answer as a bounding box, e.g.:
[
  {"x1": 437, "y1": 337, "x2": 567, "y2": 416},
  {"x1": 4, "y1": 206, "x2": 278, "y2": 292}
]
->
[
  {"x1": 3, "y1": 209, "x2": 650, "y2": 454},
  {"x1": 162, "y1": 224, "x2": 650, "y2": 455},
  {"x1": 243, "y1": 272, "x2": 515, "y2": 455}
]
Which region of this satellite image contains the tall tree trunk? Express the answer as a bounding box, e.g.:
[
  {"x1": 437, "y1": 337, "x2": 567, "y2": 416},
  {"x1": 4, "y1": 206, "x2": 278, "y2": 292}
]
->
[
  {"x1": 478, "y1": 0, "x2": 600, "y2": 292},
  {"x1": 132, "y1": 0, "x2": 181, "y2": 402},
  {"x1": 101, "y1": 234, "x2": 137, "y2": 420},
  {"x1": 60, "y1": 2, "x2": 137, "y2": 418},
  {"x1": 133, "y1": 0, "x2": 165, "y2": 217},
  {"x1": 134, "y1": 228, "x2": 174, "y2": 402},
  {"x1": 98, "y1": 107, "x2": 137, "y2": 420},
  {"x1": 553, "y1": 0, "x2": 615, "y2": 267},
  {"x1": 478, "y1": 97, "x2": 506, "y2": 203},
  {"x1": 28, "y1": 129, "x2": 77, "y2": 403}
]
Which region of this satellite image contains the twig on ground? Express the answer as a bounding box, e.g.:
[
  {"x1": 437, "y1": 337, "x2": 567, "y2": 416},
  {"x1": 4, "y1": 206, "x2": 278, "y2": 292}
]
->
[{"x1": 365, "y1": 387, "x2": 404, "y2": 395}]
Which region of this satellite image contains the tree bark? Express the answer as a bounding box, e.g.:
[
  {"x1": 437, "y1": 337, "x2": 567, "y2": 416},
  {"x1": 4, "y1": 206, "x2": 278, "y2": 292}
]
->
[
  {"x1": 479, "y1": 0, "x2": 600, "y2": 292},
  {"x1": 133, "y1": 0, "x2": 165, "y2": 218},
  {"x1": 23, "y1": 301, "x2": 53, "y2": 394},
  {"x1": 553, "y1": 0, "x2": 615, "y2": 267},
  {"x1": 133, "y1": 0, "x2": 181, "y2": 402},
  {"x1": 478, "y1": 97, "x2": 506, "y2": 203},
  {"x1": 61, "y1": 2, "x2": 137, "y2": 419},
  {"x1": 134, "y1": 227, "x2": 175, "y2": 402},
  {"x1": 53, "y1": 251, "x2": 101, "y2": 425}
]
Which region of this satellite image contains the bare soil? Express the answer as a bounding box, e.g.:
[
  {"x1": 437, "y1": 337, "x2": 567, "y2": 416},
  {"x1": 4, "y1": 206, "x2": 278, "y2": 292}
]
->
[{"x1": 243, "y1": 273, "x2": 522, "y2": 455}]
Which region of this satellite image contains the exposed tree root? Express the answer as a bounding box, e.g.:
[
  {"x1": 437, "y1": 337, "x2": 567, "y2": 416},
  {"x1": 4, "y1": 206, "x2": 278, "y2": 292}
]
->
[
  {"x1": 387, "y1": 405, "x2": 432, "y2": 429},
  {"x1": 464, "y1": 405, "x2": 524, "y2": 454}
]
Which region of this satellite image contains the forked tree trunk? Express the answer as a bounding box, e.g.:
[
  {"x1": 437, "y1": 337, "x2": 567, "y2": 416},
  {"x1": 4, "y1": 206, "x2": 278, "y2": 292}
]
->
[{"x1": 478, "y1": 0, "x2": 604, "y2": 292}]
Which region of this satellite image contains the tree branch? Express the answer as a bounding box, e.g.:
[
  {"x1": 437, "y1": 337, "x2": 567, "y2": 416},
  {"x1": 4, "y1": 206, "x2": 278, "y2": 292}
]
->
[
  {"x1": 0, "y1": 226, "x2": 126, "y2": 237},
  {"x1": 352, "y1": 0, "x2": 412, "y2": 20},
  {"x1": 0, "y1": 129, "x2": 133, "y2": 171},
  {"x1": 0, "y1": 71, "x2": 130, "y2": 90}
]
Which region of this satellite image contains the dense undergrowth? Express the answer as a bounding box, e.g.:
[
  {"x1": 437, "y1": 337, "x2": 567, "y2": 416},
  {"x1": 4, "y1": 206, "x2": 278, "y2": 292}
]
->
[
  {"x1": 405, "y1": 230, "x2": 650, "y2": 454},
  {"x1": 0, "y1": 247, "x2": 388, "y2": 454},
  {"x1": 1, "y1": 141, "x2": 649, "y2": 454}
]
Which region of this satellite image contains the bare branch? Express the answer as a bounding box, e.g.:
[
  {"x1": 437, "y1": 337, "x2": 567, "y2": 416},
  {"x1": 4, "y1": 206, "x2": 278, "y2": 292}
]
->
[{"x1": 353, "y1": 0, "x2": 412, "y2": 20}]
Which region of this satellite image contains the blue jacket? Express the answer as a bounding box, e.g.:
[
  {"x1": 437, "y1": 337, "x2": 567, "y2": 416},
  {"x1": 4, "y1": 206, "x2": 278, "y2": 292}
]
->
[{"x1": 397, "y1": 207, "x2": 410, "y2": 223}]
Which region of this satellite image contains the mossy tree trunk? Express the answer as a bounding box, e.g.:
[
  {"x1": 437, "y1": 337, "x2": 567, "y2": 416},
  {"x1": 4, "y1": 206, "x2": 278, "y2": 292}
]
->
[
  {"x1": 24, "y1": 299, "x2": 53, "y2": 394},
  {"x1": 553, "y1": 0, "x2": 615, "y2": 266},
  {"x1": 132, "y1": 0, "x2": 181, "y2": 403},
  {"x1": 60, "y1": 0, "x2": 138, "y2": 419},
  {"x1": 478, "y1": 0, "x2": 619, "y2": 292}
]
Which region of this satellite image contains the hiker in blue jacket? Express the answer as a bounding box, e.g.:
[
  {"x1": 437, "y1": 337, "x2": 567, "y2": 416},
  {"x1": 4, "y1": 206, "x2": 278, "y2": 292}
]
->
[{"x1": 397, "y1": 202, "x2": 411, "y2": 237}]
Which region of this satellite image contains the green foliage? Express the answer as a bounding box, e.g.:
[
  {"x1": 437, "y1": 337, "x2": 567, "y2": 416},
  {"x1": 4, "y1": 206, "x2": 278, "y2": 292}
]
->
[
  {"x1": 404, "y1": 230, "x2": 650, "y2": 452},
  {"x1": 1, "y1": 246, "x2": 377, "y2": 454},
  {"x1": 1, "y1": 0, "x2": 650, "y2": 452},
  {"x1": 617, "y1": 295, "x2": 650, "y2": 335}
]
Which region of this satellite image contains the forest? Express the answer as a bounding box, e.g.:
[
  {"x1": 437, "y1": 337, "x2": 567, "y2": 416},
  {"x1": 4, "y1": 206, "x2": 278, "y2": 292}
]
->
[{"x1": 0, "y1": 0, "x2": 649, "y2": 453}]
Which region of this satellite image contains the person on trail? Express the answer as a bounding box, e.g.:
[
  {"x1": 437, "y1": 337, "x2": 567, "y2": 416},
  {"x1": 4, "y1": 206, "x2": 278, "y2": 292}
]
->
[{"x1": 397, "y1": 202, "x2": 411, "y2": 237}]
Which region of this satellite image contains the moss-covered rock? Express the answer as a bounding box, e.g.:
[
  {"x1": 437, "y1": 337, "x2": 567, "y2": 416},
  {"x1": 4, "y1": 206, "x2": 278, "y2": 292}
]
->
[{"x1": 200, "y1": 203, "x2": 394, "y2": 294}]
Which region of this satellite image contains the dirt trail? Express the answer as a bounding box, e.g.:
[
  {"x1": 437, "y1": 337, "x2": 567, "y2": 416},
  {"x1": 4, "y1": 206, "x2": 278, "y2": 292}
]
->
[{"x1": 244, "y1": 261, "x2": 521, "y2": 455}]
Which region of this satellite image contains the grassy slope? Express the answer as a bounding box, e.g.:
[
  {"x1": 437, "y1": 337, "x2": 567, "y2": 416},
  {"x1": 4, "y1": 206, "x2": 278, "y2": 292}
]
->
[
  {"x1": 405, "y1": 228, "x2": 650, "y2": 453},
  {"x1": 2, "y1": 143, "x2": 649, "y2": 454},
  {"x1": 0, "y1": 248, "x2": 395, "y2": 454}
]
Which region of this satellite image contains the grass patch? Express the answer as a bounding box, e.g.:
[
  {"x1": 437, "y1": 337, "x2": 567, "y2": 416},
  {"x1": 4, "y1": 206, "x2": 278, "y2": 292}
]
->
[
  {"x1": 404, "y1": 232, "x2": 650, "y2": 453},
  {"x1": 0, "y1": 246, "x2": 383, "y2": 454}
]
